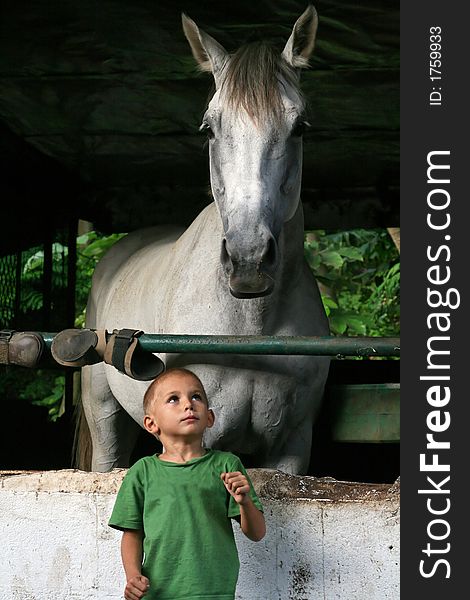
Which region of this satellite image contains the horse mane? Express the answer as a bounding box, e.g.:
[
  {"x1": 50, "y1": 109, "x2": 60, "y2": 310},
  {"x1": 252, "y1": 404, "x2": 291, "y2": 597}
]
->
[{"x1": 220, "y1": 42, "x2": 302, "y2": 124}]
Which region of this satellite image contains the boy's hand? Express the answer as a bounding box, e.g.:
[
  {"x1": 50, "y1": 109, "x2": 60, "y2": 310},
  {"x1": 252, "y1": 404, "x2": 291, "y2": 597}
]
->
[
  {"x1": 221, "y1": 471, "x2": 251, "y2": 505},
  {"x1": 124, "y1": 574, "x2": 150, "y2": 600}
]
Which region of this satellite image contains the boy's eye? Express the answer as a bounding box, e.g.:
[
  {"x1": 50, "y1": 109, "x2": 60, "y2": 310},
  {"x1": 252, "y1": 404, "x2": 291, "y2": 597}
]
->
[
  {"x1": 192, "y1": 394, "x2": 202, "y2": 401},
  {"x1": 168, "y1": 396, "x2": 179, "y2": 403}
]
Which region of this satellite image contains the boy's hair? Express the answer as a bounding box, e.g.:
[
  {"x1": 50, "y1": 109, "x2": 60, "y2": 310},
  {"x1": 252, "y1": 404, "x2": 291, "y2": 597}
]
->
[{"x1": 143, "y1": 367, "x2": 208, "y2": 414}]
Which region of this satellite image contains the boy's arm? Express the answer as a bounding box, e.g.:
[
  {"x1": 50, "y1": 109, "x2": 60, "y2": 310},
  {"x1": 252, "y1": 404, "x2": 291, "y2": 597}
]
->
[
  {"x1": 121, "y1": 529, "x2": 150, "y2": 599},
  {"x1": 221, "y1": 472, "x2": 266, "y2": 542}
]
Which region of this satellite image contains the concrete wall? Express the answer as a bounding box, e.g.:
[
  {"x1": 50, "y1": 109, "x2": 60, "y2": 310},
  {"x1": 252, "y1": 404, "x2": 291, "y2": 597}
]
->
[{"x1": 0, "y1": 469, "x2": 399, "y2": 600}]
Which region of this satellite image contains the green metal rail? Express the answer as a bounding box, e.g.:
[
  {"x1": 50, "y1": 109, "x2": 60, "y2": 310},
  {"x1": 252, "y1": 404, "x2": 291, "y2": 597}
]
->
[{"x1": 42, "y1": 333, "x2": 400, "y2": 357}]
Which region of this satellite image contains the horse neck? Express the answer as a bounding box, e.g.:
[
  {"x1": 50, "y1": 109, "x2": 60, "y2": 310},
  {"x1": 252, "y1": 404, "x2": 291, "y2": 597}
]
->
[{"x1": 278, "y1": 199, "x2": 306, "y2": 282}]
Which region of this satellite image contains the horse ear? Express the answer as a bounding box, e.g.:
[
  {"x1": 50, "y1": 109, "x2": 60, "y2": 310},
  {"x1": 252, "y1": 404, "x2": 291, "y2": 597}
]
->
[
  {"x1": 182, "y1": 13, "x2": 228, "y2": 77},
  {"x1": 282, "y1": 5, "x2": 318, "y2": 68}
]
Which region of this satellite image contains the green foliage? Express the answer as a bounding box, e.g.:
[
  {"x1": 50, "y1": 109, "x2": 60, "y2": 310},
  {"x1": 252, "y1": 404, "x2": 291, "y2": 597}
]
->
[
  {"x1": 1, "y1": 232, "x2": 126, "y2": 421},
  {"x1": 16, "y1": 234, "x2": 126, "y2": 326},
  {"x1": 75, "y1": 232, "x2": 126, "y2": 327},
  {"x1": 304, "y1": 229, "x2": 400, "y2": 336},
  {"x1": 19, "y1": 371, "x2": 66, "y2": 421},
  {"x1": 0, "y1": 366, "x2": 66, "y2": 422},
  {"x1": 20, "y1": 244, "x2": 69, "y2": 316}
]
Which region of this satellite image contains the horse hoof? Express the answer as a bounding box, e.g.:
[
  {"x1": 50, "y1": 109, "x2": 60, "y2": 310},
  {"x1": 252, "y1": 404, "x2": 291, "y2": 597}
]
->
[
  {"x1": 0, "y1": 330, "x2": 44, "y2": 368},
  {"x1": 51, "y1": 328, "x2": 107, "y2": 367}
]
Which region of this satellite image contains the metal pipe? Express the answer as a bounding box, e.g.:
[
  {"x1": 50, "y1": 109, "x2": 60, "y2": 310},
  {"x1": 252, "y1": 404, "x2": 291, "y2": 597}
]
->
[{"x1": 41, "y1": 332, "x2": 400, "y2": 357}]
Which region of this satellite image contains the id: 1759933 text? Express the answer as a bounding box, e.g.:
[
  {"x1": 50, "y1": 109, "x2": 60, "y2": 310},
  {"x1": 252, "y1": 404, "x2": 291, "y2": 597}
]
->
[{"x1": 429, "y1": 26, "x2": 442, "y2": 106}]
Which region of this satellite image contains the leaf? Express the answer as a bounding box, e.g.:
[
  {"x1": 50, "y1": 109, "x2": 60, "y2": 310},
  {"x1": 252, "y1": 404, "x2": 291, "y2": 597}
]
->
[
  {"x1": 329, "y1": 314, "x2": 348, "y2": 334},
  {"x1": 31, "y1": 394, "x2": 60, "y2": 407},
  {"x1": 345, "y1": 317, "x2": 367, "y2": 335},
  {"x1": 77, "y1": 232, "x2": 94, "y2": 245},
  {"x1": 306, "y1": 254, "x2": 321, "y2": 271},
  {"x1": 81, "y1": 233, "x2": 126, "y2": 258},
  {"x1": 319, "y1": 250, "x2": 344, "y2": 269},
  {"x1": 315, "y1": 273, "x2": 340, "y2": 285},
  {"x1": 21, "y1": 289, "x2": 43, "y2": 311},
  {"x1": 322, "y1": 296, "x2": 338, "y2": 309},
  {"x1": 337, "y1": 247, "x2": 364, "y2": 261},
  {"x1": 23, "y1": 253, "x2": 44, "y2": 274}
]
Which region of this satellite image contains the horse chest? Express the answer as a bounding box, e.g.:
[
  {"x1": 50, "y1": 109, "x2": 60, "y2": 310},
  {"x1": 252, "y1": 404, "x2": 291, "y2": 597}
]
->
[{"x1": 202, "y1": 365, "x2": 299, "y2": 451}]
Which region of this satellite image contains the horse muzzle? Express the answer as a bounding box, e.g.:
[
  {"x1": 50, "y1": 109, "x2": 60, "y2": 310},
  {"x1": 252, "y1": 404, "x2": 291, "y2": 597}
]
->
[
  {"x1": 221, "y1": 231, "x2": 278, "y2": 298},
  {"x1": 228, "y1": 269, "x2": 275, "y2": 298}
]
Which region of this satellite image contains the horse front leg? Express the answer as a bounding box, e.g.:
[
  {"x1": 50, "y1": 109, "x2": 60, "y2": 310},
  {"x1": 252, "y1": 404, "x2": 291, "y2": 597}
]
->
[
  {"x1": 259, "y1": 419, "x2": 313, "y2": 475},
  {"x1": 81, "y1": 363, "x2": 141, "y2": 472}
]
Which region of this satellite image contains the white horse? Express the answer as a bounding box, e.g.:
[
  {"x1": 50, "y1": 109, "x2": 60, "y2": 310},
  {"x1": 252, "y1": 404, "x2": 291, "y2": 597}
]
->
[{"x1": 80, "y1": 5, "x2": 330, "y2": 475}]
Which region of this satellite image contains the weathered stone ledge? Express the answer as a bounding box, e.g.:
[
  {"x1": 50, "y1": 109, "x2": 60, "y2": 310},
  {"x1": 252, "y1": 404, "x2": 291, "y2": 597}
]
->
[{"x1": 0, "y1": 468, "x2": 400, "y2": 503}]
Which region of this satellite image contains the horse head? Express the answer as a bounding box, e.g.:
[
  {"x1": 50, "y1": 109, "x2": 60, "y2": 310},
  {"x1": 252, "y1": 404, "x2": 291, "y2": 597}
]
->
[{"x1": 183, "y1": 6, "x2": 318, "y2": 298}]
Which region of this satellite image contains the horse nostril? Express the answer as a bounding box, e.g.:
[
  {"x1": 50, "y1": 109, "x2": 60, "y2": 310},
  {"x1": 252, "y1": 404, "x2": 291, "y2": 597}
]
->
[
  {"x1": 221, "y1": 238, "x2": 231, "y2": 267},
  {"x1": 261, "y1": 237, "x2": 277, "y2": 268}
]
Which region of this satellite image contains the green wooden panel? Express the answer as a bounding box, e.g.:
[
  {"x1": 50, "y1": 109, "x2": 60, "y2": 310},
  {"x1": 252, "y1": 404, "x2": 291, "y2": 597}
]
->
[{"x1": 326, "y1": 383, "x2": 400, "y2": 443}]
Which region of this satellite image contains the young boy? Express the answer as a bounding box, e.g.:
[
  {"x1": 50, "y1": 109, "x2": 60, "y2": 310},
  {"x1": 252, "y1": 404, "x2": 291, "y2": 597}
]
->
[{"x1": 109, "y1": 367, "x2": 266, "y2": 600}]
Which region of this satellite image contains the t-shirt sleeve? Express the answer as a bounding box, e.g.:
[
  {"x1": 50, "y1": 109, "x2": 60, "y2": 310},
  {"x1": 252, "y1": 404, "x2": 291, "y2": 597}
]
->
[
  {"x1": 108, "y1": 462, "x2": 145, "y2": 531},
  {"x1": 226, "y1": 455, "x2": 264, "y2": 519}
]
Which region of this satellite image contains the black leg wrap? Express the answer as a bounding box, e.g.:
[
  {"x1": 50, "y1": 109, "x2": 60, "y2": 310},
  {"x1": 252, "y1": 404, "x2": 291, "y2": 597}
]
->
[{"x1": 105, "y1": 329, "x2": 165, "y2": 381}]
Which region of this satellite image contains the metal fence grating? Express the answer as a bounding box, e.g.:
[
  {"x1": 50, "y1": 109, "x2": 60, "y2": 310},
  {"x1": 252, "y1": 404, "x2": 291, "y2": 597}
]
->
[
  {"x1": 0, "y1": 253, "x2": 19, "y2": 328},
  {"x1": 0, "y1": 230, "x2": 70, "y2": 330}
]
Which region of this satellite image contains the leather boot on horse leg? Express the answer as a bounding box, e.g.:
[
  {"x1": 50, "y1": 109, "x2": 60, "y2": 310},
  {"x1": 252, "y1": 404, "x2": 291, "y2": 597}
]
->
[
  {"x1": 0, "y1": 330, "x2": 44, "y2": 368},
  {"x1": 52, "y1": 328, "x2": 164, "y2": 380}
]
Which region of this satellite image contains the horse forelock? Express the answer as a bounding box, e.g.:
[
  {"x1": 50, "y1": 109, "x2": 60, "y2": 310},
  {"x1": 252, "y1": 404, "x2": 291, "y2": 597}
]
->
[{"x1": 219, "y1": 42, "x2": 302, "y2": 124}]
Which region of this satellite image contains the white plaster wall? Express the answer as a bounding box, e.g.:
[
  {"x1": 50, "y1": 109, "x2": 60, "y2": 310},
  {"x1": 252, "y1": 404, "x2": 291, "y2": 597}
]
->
[{"x1": 0, "y1": 470, "x2": 399, "y2": 600}]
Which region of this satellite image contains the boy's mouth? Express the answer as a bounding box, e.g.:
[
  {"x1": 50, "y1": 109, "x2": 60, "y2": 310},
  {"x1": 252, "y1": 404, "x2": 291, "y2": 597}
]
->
[{"x1": 181, "y1": 415, "x2": 199, "y2": 422}]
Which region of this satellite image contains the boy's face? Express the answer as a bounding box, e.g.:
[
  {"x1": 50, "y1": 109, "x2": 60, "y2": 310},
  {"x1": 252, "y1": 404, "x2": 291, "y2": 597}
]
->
[{"x1": 144, "y1": 372, "x2": 214, "y2": 441}]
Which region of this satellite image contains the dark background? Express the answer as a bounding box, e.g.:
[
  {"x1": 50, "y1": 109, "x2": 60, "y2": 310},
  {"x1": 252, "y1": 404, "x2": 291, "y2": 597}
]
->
[
  {"x1": 0, "y1": 0, "x2": 399, "y2": 254},
  {"x1": 0, "y1": 1, "x2": 399, "y2": 482}
]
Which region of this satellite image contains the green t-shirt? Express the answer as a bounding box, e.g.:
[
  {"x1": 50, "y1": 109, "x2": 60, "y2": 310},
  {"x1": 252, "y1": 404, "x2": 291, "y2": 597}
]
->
[{"x1": 109, "y1": 449, "x2": 263, "y2": 600}]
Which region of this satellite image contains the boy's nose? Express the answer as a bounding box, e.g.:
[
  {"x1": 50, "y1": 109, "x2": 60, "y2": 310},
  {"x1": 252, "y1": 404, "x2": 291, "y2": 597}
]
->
[{"x1": 183, "y1": 397, "x2": 194, "y2": 410}]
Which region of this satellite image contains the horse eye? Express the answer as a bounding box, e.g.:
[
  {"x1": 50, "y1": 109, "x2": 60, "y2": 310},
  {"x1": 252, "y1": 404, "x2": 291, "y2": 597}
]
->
[
  {"x1": 199, "y1": 122, "x2": 214, "y2": 139},
  {"x1": 291, "y1": 120, "x2": 310, "y2": 138}
]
